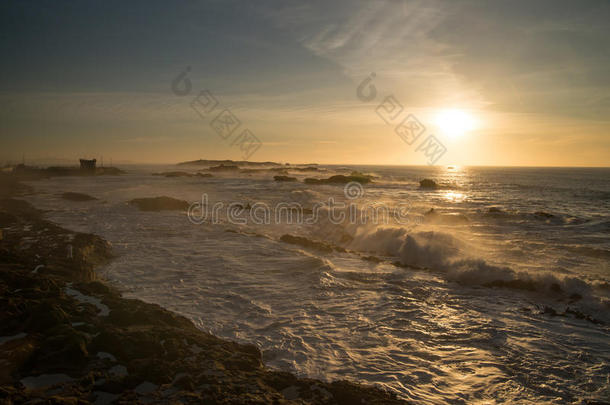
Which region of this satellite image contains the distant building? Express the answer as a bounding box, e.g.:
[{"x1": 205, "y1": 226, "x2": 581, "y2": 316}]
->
[{"x1": 79, "y1": 159, "x2": 96, "y2": 173}]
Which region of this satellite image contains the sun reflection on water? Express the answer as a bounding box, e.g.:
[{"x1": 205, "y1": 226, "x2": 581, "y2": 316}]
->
[{"x1": 444, "y1": 191, "x2": 466, "y2": 202}]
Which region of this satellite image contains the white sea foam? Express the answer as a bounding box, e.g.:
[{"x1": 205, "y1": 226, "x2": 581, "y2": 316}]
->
[{"x1": 348, "y1": 225, "x2": 602, "y2": 302}]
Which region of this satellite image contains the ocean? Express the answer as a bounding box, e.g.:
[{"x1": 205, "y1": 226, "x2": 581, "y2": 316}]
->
[{"x1": 24, "y1": 164, "x2": 610, "y2": 404}]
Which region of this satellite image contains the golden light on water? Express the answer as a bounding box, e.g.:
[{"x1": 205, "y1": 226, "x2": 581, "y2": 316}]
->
[
  {"x1": 444, "y1": 191, "x2": 466, "y2": 202},
  {"x1": 434, "y1": 109, "x2": 478, "y2": 139}
]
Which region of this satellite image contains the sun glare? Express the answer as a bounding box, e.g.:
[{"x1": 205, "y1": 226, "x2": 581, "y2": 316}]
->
[{"x1": 434, "y1": 109, "x2": 477, "y2": 138}]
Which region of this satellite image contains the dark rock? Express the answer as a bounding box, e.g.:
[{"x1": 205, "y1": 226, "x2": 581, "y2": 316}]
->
[
  {"x1": 177, "y1": 159, "x2": 281, "y2": 167},
  {"x1": 419, "y1": 179, "x2": 438, "y2": 189},
  {"x1": 152, "y1": 171, "x2": 194, "y2": 178},
  {"x1": 209, "y1": 164, "x2": 239, "y2": 172},
  {"x1": 274, "y1": 175, "x2": 297, "y2": 182},
  {"x1": 362, "y1": 255, "x2": 383, "y2": 263},
  {"x1": 25, "y1": 303, "x2": 70, "y2": 333},
  {"x1": 291, "y1": 166, "x2": 319, "y2": 172},
  {"x1": 542, "y1": 306, "x2": 559, "y2": 316},
  {"x1": 484, "y1": 207, "x2": 508, "y2": 219},
  {"x1": 128, "y1": 197, "x2": 190, "y2": 211},
  {"x1": 534, "y1": 211, "x2": 554, "y2": 219},
  {"x1": 304, "y1": 174, "x2": 371, "y2": 185},
  {"x1": 565, "y1": 307, "x2": 603, "y2": 325},
  {"x1": 61, "y1": 192, "x2": 97, "y2": 202}
]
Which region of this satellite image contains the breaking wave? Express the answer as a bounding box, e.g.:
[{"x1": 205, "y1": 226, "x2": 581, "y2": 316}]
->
[{"x1": 347, "y1": 226, "x2": 602, "y2": 301}]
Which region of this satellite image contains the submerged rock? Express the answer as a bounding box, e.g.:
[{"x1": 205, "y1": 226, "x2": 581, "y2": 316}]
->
[
  {"x1": 280, "y1": 234, "x2": 333, "y2": 253},
  {"x1": 483, "y1": 207, "x2": 507, "y2": 219},
  {"x1": 304, "y1": 174, "x2": 371, "y2": 185},
  {"x1": 534, "y1": 211, "x2": 555, "y2": 219},
  {"x1": 419, "y1": 179, "x2": 438, "y2": 189},
  {"x1": 61, "y1": 192, "x2": 97, "y2": 201},
  {"x1": 274, "y1": 175, "x2": 297, "y2": 182},
  {"x1": 291, "y1": 166, "x2": 319, "y2": 172},
  {"x1": 424, "y1": 208, "x2": 469, "y2": 225},
  {"x1": 279, "y1": 234, "x2": 345, "y2": 253},
  {"x1": 128, "y1": 197, "x2": 190, "y2": 211},
  {"x1": 152, "y1": 171, "x2": 194, "y2": 178}
]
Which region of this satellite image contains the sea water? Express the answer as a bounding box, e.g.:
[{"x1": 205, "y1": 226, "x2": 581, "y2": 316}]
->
[{"x1": 24, "y1": 165, "x2": 610, "y2": 404}]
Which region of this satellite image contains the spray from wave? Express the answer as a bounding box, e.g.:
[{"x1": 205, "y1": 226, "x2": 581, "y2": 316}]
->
[{"x1": 346, "y1": 225, "x2": 606, "y2": 304}]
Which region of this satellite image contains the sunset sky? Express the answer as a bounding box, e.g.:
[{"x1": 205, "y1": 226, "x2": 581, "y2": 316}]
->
[{"x1": 1, "y1": 0, "x2": 609, "y2": 166}]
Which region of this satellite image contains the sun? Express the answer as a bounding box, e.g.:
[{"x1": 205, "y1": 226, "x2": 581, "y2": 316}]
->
[{"x1": 434, "y1": 109, "x2": 477, "y2": 138}]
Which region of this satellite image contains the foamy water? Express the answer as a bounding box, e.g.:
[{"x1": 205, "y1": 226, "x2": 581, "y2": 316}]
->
[{"x1": 24, "y1": 165, "x2": 610, "y2": 404}]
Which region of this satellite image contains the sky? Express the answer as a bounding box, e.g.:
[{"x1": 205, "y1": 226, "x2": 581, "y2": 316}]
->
[{"x1": 1, "y1": 0, "x2": 609, "y2": 166}]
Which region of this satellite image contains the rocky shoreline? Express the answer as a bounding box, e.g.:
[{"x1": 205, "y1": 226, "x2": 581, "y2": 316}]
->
[{"x1": 0, "y1": 175, "x2": 406, "y2": 404}]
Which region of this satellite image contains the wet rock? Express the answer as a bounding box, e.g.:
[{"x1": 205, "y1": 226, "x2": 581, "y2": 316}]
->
[
  {"x1": 565, "y1": 307, "x2": 603, "y2": 325},
  {"x1": 172, "y1": 373, "x2": 194, "y2": 390},
  {"x1": 128, "y1": 197, "x2": 189, "y2": 212},
  {"x1": 291, "y1": 166, "x2": 319, "y2": 172},
  {"x1": 24, "y1": 303, "x2": 70, "y2": 333},
  {"x1": 60, "y1": 192, "x2": 97, "y2": 202},
  {"x1": 483, "y1": 207, "x2": 508, "y2": 219},
  {"x1": 534, "y1": 211, "x2": 555, "y2": 219},
  {"x1": 152, "y1": 171, "x2": 194, "y2": 178},
  {"x1": 274, "y1": 175, "x2": 297, "y2": 182},
  {"x1": 304, "y1": 174, "x2": 371, "y2": 185},
  {"x1": 361, "y1": 255, "x2": 383, "y2": 263},
  {"x1": 419, "y1": 179, "x2": 438, "y2": 189},
  {"x1": 542, "y1": 306, "x2": 561, "y2": 316}
]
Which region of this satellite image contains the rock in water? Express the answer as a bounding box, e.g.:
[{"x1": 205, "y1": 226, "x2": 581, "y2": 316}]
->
[
  {"x1": 304, "y1": 174, "x2": 372, "y2": 185},
  {"x1": 128, "y1": 196, "x2": 190, "y2": 211},
  {"x1": 279, "y1": 234, "x2": 345, "y2": 253},
  {"x1": 61, "y1": 192, "x2": 97, "y2": 201},
  {"x1": 274, "y1": 175, "x2": 297, "y2": 182},
  {"x1": 419, "y1": 179, "x2": 438, "y2": 189},
  {"x1": 152, "y1": 171, "x2": 194, "y2": 177},
  {"x1": 534, "y1": 211, "x2": 554, "y2": 219}
]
